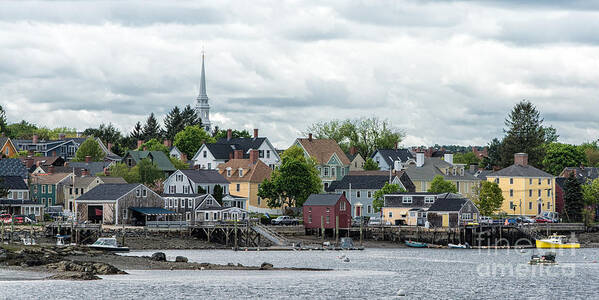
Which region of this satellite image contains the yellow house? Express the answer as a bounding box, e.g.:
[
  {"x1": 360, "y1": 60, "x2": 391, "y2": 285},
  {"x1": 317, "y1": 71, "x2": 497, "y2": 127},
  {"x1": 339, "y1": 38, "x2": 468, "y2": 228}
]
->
[
  {"x1": 0, "y1": 137, "x2": 18, "y2": 158},
  {"x1": 486, "y1": 153, "x2": 555, "y2": 216},
  {"x1": 217, "y1": 150, "x2": 280, "y2": 214}
]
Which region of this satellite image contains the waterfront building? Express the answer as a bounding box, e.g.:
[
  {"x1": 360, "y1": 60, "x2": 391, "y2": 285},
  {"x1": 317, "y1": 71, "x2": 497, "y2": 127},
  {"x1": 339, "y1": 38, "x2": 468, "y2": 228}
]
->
[
  {"x1": 303, "y1": 193, "x2": 351, "y2": 231},
  {"x1": 292, "y1": 134, "x2": 350, "y2": 190},
  {"x1": 0, "y1": 175, "x2": 43, "y2": 220},
  {"x1": 486, "y1": 153, "x2": 555, "y2": 216},
  {"x1": 426, "y1": 194, "x2": 480, "y2": 228},
  {"x1": 382, "y1": 192, "x2": 445, "y2": 226}
]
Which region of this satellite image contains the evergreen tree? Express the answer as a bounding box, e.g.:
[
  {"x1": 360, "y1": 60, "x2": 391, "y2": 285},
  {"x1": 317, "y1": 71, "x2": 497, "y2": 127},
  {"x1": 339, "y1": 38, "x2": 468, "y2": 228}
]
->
[
  {"x1": 564, "y1": 173, "x2": 584, "y2": 222},
  {"x1": 481, "y1": 138, "x2": 502, "y2": 170},
  {"x1": 163, "y1": 106, "x2": 185, "y2": 141},
  {"x1": 0, "y1": 105, "x2": 7, "y2": 135},
  {"x1": 142, "y1": 113, "x2": 161, "y2": 141},
  {"x1": 181, "y1": 105, "x2": 202, "y2": 128},
  {"x1": 131, "y1": 121, "x2": 143, "y2": 140},
  {"x1": 500, "y1": 100, "x2": 547, "y2": 168},
  {"x1": 213, "y1": 184, "x2": 224, "y2": 204},
  {"x1": 363, "y1": 158, "x2": 380, "y2": 171}
]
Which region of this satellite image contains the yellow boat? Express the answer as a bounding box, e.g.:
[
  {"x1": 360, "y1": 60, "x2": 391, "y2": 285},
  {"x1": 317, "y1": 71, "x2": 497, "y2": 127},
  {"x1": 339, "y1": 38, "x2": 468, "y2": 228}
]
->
[{"x1": 535, "y1": 234, "x2": 580, "y2": 249}]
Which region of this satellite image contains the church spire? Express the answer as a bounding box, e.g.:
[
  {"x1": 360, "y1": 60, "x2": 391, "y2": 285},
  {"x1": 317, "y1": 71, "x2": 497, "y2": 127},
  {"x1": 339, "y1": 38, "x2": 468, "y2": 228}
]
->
[{"x1": 195, "y1": 51, "x2": 211, "y2": 132}]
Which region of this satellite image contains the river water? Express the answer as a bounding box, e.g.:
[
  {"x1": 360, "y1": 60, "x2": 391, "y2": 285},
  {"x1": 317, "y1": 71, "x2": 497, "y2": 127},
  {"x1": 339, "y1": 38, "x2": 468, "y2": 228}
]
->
[{"x1": 1, "y1": 248, "x2": 598, "y2": 299}]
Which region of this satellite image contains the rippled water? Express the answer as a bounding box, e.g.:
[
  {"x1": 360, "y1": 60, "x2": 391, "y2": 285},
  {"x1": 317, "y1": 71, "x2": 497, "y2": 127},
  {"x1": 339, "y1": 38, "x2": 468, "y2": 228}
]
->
[{"x1": 2, "y1": 248, "x2": 598, "y2": 299}]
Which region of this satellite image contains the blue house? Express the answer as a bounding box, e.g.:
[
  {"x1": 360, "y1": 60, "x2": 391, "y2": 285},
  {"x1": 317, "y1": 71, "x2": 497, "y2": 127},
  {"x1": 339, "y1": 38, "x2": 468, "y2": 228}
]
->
[{"x1": 13, "y1": 136, "x2": 87, "y2": 160}]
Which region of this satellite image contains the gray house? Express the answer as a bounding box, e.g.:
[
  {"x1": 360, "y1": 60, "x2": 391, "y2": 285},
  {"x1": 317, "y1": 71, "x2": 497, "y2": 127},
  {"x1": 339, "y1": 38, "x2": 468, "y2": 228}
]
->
[
  {"x1": 427, "y1": 195, "x2": 480, "y2": 228},
  {"x1": 327, "y1": 171, "x2": 415, "y2": 218},
  {"x1": 162, "y1": 169, "x2": 229, "y2": 195}
]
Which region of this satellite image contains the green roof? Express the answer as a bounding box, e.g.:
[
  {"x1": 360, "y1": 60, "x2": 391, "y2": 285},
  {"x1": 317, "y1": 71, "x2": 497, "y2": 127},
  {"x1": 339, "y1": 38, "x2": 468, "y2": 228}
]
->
[{"x1": 124, "y1": 151, "x2": 176, "y2": 172}]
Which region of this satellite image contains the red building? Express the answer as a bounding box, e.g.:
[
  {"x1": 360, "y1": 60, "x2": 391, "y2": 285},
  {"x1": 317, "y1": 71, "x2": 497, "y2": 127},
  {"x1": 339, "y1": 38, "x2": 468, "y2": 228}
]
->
[{"x1": 303, "y1": 194, "x2": 351, "y2": 230}]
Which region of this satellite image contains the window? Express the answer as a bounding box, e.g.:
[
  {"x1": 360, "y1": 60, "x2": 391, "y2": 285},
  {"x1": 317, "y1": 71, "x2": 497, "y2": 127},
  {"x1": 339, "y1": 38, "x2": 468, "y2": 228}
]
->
[
  {"x1": 308, "y1": 207, "x2": 312, "y2": 213},
  {"x1": 142, "y1": 189, "x2": 147, "y2": 197},
  {"x1": 164, "y1": 199, "x2": 168, "y2": 207},
  {"x1": 42, "y1": 185, "x2": 46, "y2": 193},
  {"x1": 136, "y1": 189, "x2": 140, "y2": 197},
  {"x1": 367, "y1": 191, "x2": 372, "y2": 198},
  {"x1": 529, "y1": 190, "x2": 532, "y2": 197},
  {"x1": 424, "y1": 196, "x2": 435, "y2": 204},
  {"x1": 123, "y1": 209, "x2": 128, "y2": 220},
  {"x1": 207, "y1": 163, "x2": 211, "y2": 169},
  {"x1": 236, "y1": 184, "x2": 240, "y2": 192},
  {"x1": 495, "y1": 178, "x2": 499, "y2": 184},
  {"x1": 182, "y1": 200, "x2": 186, "y2": 208},
  {"x1": 340, "y1": 201, "x2": 346, "y2": 211},
  {"x1": 331, "y1": 167, "x2": 336, "y2": 177},
  {"x1": 462, "y1": 213, "x2": 471, "y2": 220},
  {"x1": 509, "y1": 201, "x2": 514, "y2": 210},
  {"x1": 547, "y1": 179, "x2": 551, "y2": 185},
  {"x1": 188, "y1": 199, "x2": 193, "y2": 207},
  {"x1": 203, "y1": 151, "x2": 207, "y2": 158},
  {"x1": 509, "y1": 189, "x2": 513, "y2": 197},
  {"x1": 356, "y1": 191, "x2": 361, "y2": 198},
  {"x1": 367, "y1": 205, "x2": 372, "y2": 214},
  {"x1": 388, "y1": 211, "x2": 393, "y2": 218},
  {"x1": 538, "y1": 178, "x2": 541, "y2": 185},
  {"x1": 547, "y1": 202, "x2": 552, "y2": 210},
  {"x1": 324, "y1": 167, "x2": 329, "y2": 176},
  {"x1": 326, "y1": 207, "x2": 330, "y2": 213},
  {"x1": 326, "y1": 215, "x2": 330, "y2": 224},
  {"x1": 226, "y1": 169, "x2": 231, "y2": 177},
  {"x1": 456, "y1": 182, "x2": 460, "y2": 193},
  {"x1": 266, "y1": 150, "x2": 270, "y2": 158},
  {"x1": 529, "y1": 178, "x2": 533, "y2": 185},
  {"x1": 547, "y1": 189, "x2": 551, "y2": 197},
  {"x1": 207, "y1": 198, "x2": 213, "y2": 205},
  {"x1": 183, "y1": 186, "x2": 190, "y2": 194},
  {"x1": 49, "y1": 185, "x2": 53, "y2": 193},
  {"x1": 341, "y1": 168, "x2": 345, "y2": 177},
  {"x1": 169, "y1": 186, "x2": 175, "y2": 194},
  {"x1": 17, "y1": 192, "x2": 22, "y2": 199},
  {"x1": 402, "y1": 196, "x2": 412, "y2": 204},
  {"x1": 258, "y1": 197, "x2": 261, "y2": 205},
  {"x1": 239, "y1": 169, "x2": 244, "y2": 177},
  {"x1": 529, "y1": 202, "x2": 532, "y2": 210},
  {"x1": 538, "y1": 189, "x2": 541, "y2": 197},
  {"x1": 69, "y1": 188, "x2": 73, "y2": 195},
  {"x1": 176, "y1": 174, "x2": 183, "y2": 181},
  {"x1": 169, "y1": 199, "x2": 173, "y2": 207},
  {"x1": 205, "y1": 212, "x2": 209, "y2": 220},
  {"x1": 510, "y1": 178, "x2": 513, "y2": 184},
  {"x1": 186, "y1": 212, "x2": 191, "y2": 222},
  {"x1": 42, "y1": 198, "x2": 46, "y2": 205},
  {"x1": 259, "y1": 150, "x2": 264, "y2": 158},
  {"x1": 308, "y1": 215, "x2": 312, "y2": 223},
  {"x1": 174, "y1": 199, "x2": 179, "y2": 207}
]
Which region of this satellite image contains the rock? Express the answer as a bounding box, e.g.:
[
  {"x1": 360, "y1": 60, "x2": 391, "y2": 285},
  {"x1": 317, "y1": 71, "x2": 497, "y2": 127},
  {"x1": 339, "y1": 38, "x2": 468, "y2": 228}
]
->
[
  {"x1": 151, "y1": 252, "x2": 167, "y2": 262},
  {"x1": 237, "y1": 263, "x2": 243, "y2": 267},
  {"x1": 175, "y1": 256, "x2": 188, "y2": 263},
  {"x1": 227, "y1": 263, "x2": 235, "y2": 267},
  {"x1": 260, "y1": 262, "x2": 274, "y2": 270},
  {"x1": 47, "y1": 272, "x2": 100, "y2": 281}
]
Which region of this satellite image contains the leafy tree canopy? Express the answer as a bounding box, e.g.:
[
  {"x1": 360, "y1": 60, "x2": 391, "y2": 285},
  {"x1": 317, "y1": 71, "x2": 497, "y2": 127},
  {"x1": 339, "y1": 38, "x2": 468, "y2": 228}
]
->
[
  {"x1": 427, "y1": 175, "x2": 457, "y2": 194},
  {"x1": 169, "y1": 156, "x2": 189, "y2": 170},
  {"x1": 173, "y1": 125, "x2": 215, "y2": 158},
  {"x1": 74, "y1": 138, "x2": 104, "y2": 162},
  {"x1": 138, "y1": 158, "x2": 165, "y2": 185},
  {"x1": 363, "y1": 158, "x2": 380, "y2": 171},
  {"x1": 83, "y1": 123, "x2": 122, "y2": 144},
  {"x1": 454, "y1": 152, "x2": 480, "y2": 166},
  {"x1": 474, "y1": 181, "x2": 504, "y2": 216},
  {"x1": 138, "y1": 138, "x2": 169, "y2": 154},
  {"x1": 213, "y1": 128, "x2": 251, "y2": 140},
  {"x1": 373, "y1": 183, "x2": 405, "y2": 212},
  {"x1": 542, "y1": 143, "x2": 586, "y2": 176}
]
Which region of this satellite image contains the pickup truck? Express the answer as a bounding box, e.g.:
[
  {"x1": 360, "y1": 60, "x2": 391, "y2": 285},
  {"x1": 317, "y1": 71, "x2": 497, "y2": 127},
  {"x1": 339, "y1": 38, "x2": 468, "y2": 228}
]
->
[{"x1": 270, "y1": 216, "x2": 299, "y2": 225}]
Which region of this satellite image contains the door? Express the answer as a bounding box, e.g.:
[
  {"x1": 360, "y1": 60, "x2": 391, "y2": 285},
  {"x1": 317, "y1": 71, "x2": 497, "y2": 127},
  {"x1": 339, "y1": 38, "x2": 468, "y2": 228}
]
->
[
  {"x1": 442, "y1": 214, "x2": 449, "y2": 227},
  {"x1": 356, "y1": 206, "x2": 361, "y2": 217},
  {"x1": 88, "y1": 205, "x2": 103, "y2": 223},
  {"x1": 538, "y1": 202, "x2": 542, "y2": 215}
]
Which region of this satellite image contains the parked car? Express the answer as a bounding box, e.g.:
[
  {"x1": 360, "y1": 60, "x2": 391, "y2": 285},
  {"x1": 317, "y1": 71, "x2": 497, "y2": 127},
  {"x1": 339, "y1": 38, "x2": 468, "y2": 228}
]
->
[
  {"x1": 534, "y1": 217, "x2": 553, "y2": 223},
  {"x1": 0, "y1": 214, "x2": 11, "y2": 224},
  {"x1": 480, "y1": 216, "x2": 494, "y2": 224},
  {"x1": 368, "y1": 217, "x2": 382, "y2": 226},
  {"x1": 517, "y1": 216, "x2": 536, "y2": 224},
  {"x1": 270, "y1": 216, "x2": 299, "y2": 225},
  {"x1": 351, "y1": 216, "x2": 370, "y2": 227}
]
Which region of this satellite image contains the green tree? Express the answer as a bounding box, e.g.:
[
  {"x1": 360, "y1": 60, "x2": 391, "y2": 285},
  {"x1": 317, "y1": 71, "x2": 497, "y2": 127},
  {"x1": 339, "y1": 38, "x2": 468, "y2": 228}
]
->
[
  {"x1": 258, "y1": 145, "x2": 322, "y2": 208},
  {"x1": 481, "y1": 138, "x2": 503, "y2": 170},
  {"x1": 130, "y1": 121, "x2": 144, "y2": 141},
  {"x1": 74, "y1": 138, "x2": 104, "y2": 162},
  {"x1": 454, "y1": 152, "x2": 480, "y2": 166},
  {"x1": 363, "y1": 158, "x2": 380, "y2": 171},
  {"x1": 83, "y1": 123, "x2": 122, "y2": 144},
  {"x1": 142, "y1": 113, "x2": 162, "y2": 141},
  {"x1": 580, "y1": 141, "x2": 599, "y2": 167},
  {"x1": 213, "y1": 128, "x2": 251, "y2": 140},
  {"x1": 163, "y1": 106, "x2": 185, "y2": 141},
  {"x1": 169, "y1": 156, "x2": 189, "y2": 170},
  {"x1": 138, "y1": 138, "x2": 169, "y2": 154},
  {"x1": 213, "y1": 184, "x2": 224, "y2": 204},
  {"x1": 0, "y1": 105, "x2": 7, "y2": 135},
  {"x1": 564, "y1": 173, "x2": 584, "y2": 222},
  {"x1": 6, "y1": 120, "x2": 37, "y2": 139},
  {"x1": 500, "y1": 100, "x2": 548, "y2": 168},
  {"x1": 427, "y1": 175, "x2": 457, "y2": 194},
  {"x1": 173, "y1": 125, "x2": 215, "y2": 158},
  {"x1": 542, "y1": 143, "x2": 586, "y2": 176},
  {"x1": 181, "y1": 105, "x2": 202, "y2": 128},
  {"x1": 372, "y1": 183, "x2": 406, "y2": 212},
  {"x1": 138, "y1": 158, "x2": 164, "y2": 185},
  {"x1": 474, "y1": 181, "x2": 504, "y2": 216},
  {"x1": 0, "y1": 177, "x2": 10, "y2": 198},
  {"x1": 106, "y1": 163, "x2": 141, "y2": 183}
]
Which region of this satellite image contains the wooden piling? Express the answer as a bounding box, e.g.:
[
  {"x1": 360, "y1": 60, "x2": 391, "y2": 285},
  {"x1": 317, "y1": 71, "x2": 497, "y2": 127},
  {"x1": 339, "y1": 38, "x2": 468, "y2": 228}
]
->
[{"x1": 335, "y1": 216, "x2": 339, "y2": 246}]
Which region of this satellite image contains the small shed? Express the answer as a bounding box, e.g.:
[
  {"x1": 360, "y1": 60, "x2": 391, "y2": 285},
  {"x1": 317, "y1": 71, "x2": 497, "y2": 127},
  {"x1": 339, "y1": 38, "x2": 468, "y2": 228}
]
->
[
  {"x1": 303, "y1": 193, "x2": 351, "y2": 230},
  {"x1": 426, "y1": 196, "x2": 479, "y2": 228}
]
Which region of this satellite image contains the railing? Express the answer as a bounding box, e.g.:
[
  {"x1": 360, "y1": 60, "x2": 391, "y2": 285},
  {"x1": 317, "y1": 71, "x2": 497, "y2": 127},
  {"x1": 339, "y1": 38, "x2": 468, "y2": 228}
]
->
[
  {"x1": 146, "y1": 220, "x2": 189, "y2": 228},
  {"x1": 251, "y1": 223, "x2": 289, "y2": 246}
]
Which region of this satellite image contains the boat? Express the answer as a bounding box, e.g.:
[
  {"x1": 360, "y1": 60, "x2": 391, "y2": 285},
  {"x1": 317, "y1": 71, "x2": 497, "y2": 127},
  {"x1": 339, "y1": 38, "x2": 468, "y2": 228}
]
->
[
  {"x1": 448, "y1": 243, "x2": 471, "y2": 249},
  {"x1": 529, "y1": 252, "x2": 557, "y2": 265},
  {"x1": 535, "y1": 234, "x2": 580, "y2": 249},
  {"x1": 405, "y1": 241, "x2": 427, "y2": 248},
  {"x1": 88, "y1": 237, "x2": 129, "y2": 252},
  {"x1": 21, "y1": 237, "x2": 36, "y2": 245}
]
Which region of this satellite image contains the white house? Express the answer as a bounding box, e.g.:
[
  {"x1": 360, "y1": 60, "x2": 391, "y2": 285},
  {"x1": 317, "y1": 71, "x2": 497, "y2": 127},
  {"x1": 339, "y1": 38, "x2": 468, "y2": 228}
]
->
[
  {"x1": 162, "y1": 169, "x2": 230, "y2": 195},
  {"x1": 371, "y1": 148, "x2": 415, "y2": 171},
  {"x1": 192, "y1": 129, "x2": 280, "y2": 170}
]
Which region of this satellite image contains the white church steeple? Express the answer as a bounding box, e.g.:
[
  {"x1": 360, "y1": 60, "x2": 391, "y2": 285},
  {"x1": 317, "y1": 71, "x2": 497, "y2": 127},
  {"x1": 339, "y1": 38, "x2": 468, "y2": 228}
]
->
[{"x1": 195, "y1": 52, "x2": 211, "y2": 132}]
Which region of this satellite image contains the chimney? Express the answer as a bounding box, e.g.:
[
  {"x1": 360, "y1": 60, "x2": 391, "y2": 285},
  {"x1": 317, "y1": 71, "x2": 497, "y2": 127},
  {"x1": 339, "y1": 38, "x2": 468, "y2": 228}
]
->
[
  {"x1": 394, "y1": 142, "x2": 398, "y2": 150},
  {"x1": 180, "y1": 153, "x2": 187, "y2": 162},
  {"x1": 51, "y1": 151, "x2": 56, "y2": 157},
  {"x1": 48, "y1": 165, "x2": 54, "y2": 174},
  {"x1": 233, "y1": 150, "x2": 243, "y2": 159},
  {"x1": 349, "y1": 146, "x2": 357, "y2": 156},
  {"x1": 253, "y1": 129, "x2": 258, "y2": 139},
  {"x1": 444, "y1": 153, "x2": 453, "y2": 165},
  {"x1": 229, "y1": 152, "x2": 233, "y2": 160},
  {"x1": 163, "y1": 140, "x2": 171, "y2": 148},
  {"x1": 107, "y1": 142, "x2": 113, "y2": 152},
  {"x1": 32, "y1": 135, "x2": 38, "y2": 144},
  {"x1": 137, "y1": 140, "x2": 144, "y2": 149},
  {"x1": 103, "y1": 167, "x2": 110, "y2": 176},
  {"x1": 81, "y1": 169, "x2": 90, "y2": 177},
  {"x1": 143, "y1": 146, "x2": 148, "y2": 151},
  {"x1": 416, "y1": 152, "x2": 424, "y2": 167},
  {"x1": 514, "y1": 153, "x2": 528, "y2": 166},
  {"x1": 227, "y1": 129, "x2": 232, "y2": 141},
  {"x1": 64, "y1": 161, "x2": 69, "y2": 167},
  {"x1": 85, "y1": 155, "x2": 91, "y2": 163},
  {"x1": 25, "y1": 157, "x2": 34, "y2": 169},
  {"x1": 36, "y1": 161, "x2": 41, "y2": 168},
  {"x1": 394, "y1": 160, "x2": 402, "y2": 172},
  {"x1": 249, "y1": 149, "x2": 259, "y2": 163},
  {"x1": 308, "y1": 133, "x2": 313, "y2": 141}
]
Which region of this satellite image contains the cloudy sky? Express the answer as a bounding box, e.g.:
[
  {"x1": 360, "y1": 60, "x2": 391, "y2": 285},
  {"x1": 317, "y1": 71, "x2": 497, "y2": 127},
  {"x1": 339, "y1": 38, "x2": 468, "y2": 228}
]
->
[{"x1": 1, "y1": 1, "x2": 599, "y2": 148}]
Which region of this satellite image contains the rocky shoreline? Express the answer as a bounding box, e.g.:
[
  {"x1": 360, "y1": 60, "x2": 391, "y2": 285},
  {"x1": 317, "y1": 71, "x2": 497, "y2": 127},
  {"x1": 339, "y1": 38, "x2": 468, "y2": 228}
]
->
[{"x1": 0, "y1": 245, "x2": 330, "y2": 281}]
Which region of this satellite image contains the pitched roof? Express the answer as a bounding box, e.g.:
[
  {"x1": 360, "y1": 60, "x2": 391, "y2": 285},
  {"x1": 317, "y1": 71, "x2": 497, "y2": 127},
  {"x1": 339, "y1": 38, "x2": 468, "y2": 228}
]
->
[
  {"x1": 489, "y1": 164, "x2": 552, "y2": 178},
  {"x1": 181, "y1": 169, "x2": 229, "y2": 184},
  {"x1": 328, "y1": 175, "x2": 392, "y2": 190},
  {"x1": 205, "y1": 143, "x2": 236, "y2": 160},
  {"x1": 19, "y1": 156, "x2": 64, "y2": 166},
  {"x1": 427, "y1": 196, "x2": 468, "y2": 212},
  {"x1": 64, "y1": 176, "x2": 100, "y2": 188},
  {"x1": 68, "y1": 161, "x2": 113, "y2": 176},
  {"x1": 99, "y1": 177, "x2": 128, "y2": 184},
  {"x1": 216, "y1": 137, "x2": 266, "y2": 152},
  {"x1": 217, "y1": 159, "x2": 272, "y2": 183},
  {"x1": 0, "y1": 158, "x2": 28, "y2": 179},
  {"x1": 0, "y1": 176, "x2": 27, "y2": 190},
  {"x1": 404, "y1": 157, "x2": 478, "y2": 182},
  {"x1": 561, "y1": 167, "x2": 599, "y2": 183},
  {"x1": 296, "y1": 138, "x2": 350, "y2": 165},
  {"x1": 124, "y1": 151, "x2": 176, "y2": 171},
  {"x1": 77, "y1": 184, "x2": 140, "y2": 201},
  {"x1": 304, "y1": 193, "x2": 344, "y2": 206},
  {"x1": 373, "y1": 149, "x2": 415, "y2": 166},
  {"x1": 0, "y1": 137, "x2": 10, "y2": 150},
  {"x1": 31, "y1": 172, "x2": 72, "y2": 184}
]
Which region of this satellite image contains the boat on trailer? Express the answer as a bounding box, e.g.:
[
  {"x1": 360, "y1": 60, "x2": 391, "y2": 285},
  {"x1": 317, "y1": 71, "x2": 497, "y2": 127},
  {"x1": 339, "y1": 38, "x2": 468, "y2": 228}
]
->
[{"x1": 88, "y1": 237, "x2": 129, "y2": 252}]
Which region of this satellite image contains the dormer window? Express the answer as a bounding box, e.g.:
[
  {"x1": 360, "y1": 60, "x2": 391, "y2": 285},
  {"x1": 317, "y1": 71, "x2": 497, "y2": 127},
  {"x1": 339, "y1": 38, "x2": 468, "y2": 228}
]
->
[
  {"x1": 452, "y1": 168, "x2": 456, "y2": 176},
  {"x1": 239, "y1": 168, "x2": 244, "y2": 177},
  {"x1": 226, "y1": 168, "x2": 231, "y2": 177},
  {"x1": 203, "y1": 151, "x2": 207, "y2": 158},
  {"x1": 460, "y1": 168, "x2": 464, "y2": 176}
]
